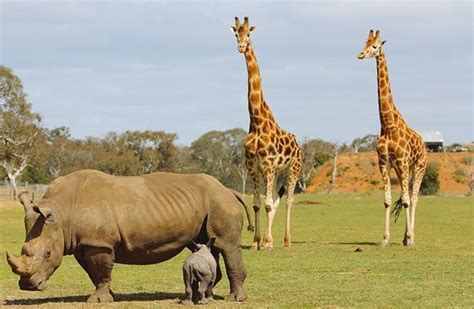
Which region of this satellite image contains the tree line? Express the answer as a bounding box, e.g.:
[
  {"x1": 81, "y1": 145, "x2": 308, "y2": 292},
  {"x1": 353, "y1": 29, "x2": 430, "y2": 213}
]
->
[{"x1": 0, "y1": 65, "x2": 378, "y2": 196}]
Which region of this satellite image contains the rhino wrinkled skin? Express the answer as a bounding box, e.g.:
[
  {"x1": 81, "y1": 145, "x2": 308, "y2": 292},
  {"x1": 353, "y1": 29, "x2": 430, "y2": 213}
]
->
[
  {"x1": 6, "y1": 169, "x2": 249, "y2": 303},
  {"x1": 181, "y1": 239, "x2": 217, "y2": 305}
]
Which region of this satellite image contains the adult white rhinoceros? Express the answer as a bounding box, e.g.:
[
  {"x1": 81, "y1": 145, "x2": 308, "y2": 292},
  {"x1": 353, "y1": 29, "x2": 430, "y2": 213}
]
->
[{"x1": 6, "y1": 169, "x2": 251, "y2": 303}]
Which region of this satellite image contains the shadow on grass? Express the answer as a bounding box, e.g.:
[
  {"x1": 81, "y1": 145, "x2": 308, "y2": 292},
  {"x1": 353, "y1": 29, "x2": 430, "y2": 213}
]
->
[
  {"x1": 291, "y1": 241, "x2": 317, "y2": 244},
  {"x1": 4, "y1": 291, "x2": 223, "y2": 305},
  {"x1": 333, "y1": 241, "x2": 379, "y2": 246}
]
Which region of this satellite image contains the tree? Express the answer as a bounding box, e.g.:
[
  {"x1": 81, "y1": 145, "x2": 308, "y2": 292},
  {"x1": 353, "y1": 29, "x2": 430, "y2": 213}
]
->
[
  {"x1": 327, "y1": 142, "x2": 349, "y2": 194},
  {"x1": 45, "y1": 126, "x2": 71, "y2": 178},
  {"x1": 175, "y1": 146, "x2": 201, "y2": 174},
  {"x1": 120, "y1": 130, "x2": 178, "y2": 173},
  {"x1": 0, "y1": 66, "x2": 43, "y2": 198},
  {"x1": 350, "y1": 133, "x2": 378, "y2": 153},
  {"x1": 298, "y1": 138, "x2": 333, "y2": 192},
  {"x1": 190, "y1": 128, "x2": 247, "y2": 192}
]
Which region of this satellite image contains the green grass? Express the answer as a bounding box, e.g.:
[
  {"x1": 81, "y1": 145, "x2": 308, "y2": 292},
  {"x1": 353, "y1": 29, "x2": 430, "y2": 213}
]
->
[{"x1": 1, "y1": 194, "x2": 473, "y2": 307}]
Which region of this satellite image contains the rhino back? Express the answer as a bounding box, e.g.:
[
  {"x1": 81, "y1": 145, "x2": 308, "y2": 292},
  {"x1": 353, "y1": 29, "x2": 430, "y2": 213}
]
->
[{"x1": 43, "y1": 170, "x2": 226, "y2": 264}]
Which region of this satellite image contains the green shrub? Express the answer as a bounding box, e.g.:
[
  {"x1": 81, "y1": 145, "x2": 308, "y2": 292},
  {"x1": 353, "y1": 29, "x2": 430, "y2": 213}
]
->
[
  {"x1": 314, "y1": 151, "x2": 332, "y2": 169},
  {"x1": 460, "y1": 157, "x2": 473, "y2": 166},
  {"x1": 453, "y1": 168, "x2": 467, "y2": 184},
  {"x1": 370, "y1": 179, "x2": 380, "y2": 186},
  {"x1": 420, "y1": 162, "x2": 440, "y2": 195}
]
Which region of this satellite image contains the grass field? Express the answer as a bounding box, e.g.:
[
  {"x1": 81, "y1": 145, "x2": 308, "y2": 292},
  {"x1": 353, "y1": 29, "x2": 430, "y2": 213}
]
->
[{"x1": 1, "y1": 194, "x2": 473, "y2": 307}]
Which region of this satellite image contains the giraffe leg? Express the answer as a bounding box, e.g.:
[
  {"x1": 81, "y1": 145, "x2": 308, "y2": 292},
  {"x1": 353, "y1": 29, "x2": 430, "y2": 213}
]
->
[
  {"x1": 395, "y1": 160, "x2": 413, "y2": 247},
  {"x1": 264, "y1": 167, "x2": 276, "y2": 213},
  {"x1": 379, "y1": 161, "x2": 391, "y2": 247},
  {"x1": 247, "y1": 158, "x2": 261, "y2": 250},
  {"x1": 262, "y1": 164, "x2": 276, "y2": 250},
  {"x1": 284, "y1": 161, "x2": 300, "y2": 248},
  {"x1": 410, "y1": 159, "x2": 427, "y2": 245},
  {"x1": 262, "y1": 180, "x2": 279, "y2": 250}
]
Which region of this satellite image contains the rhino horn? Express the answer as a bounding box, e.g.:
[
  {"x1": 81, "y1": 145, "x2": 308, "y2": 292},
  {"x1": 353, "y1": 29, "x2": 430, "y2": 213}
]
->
[
  {"x1": 6, "y1": 251, "x2": 30, "y2": 276},
  {"x1": 18, "y1": 191, "x2": 35, "y2": 218}
]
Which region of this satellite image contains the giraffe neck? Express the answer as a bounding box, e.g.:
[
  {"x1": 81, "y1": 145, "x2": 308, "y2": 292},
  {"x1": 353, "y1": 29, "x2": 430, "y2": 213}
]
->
[
  {"x1": 244, "y1": 44, "x2": 273, "y2": 130},
  {"x1": 376, "y1": 50, "x2": 403, "y2": 131}
]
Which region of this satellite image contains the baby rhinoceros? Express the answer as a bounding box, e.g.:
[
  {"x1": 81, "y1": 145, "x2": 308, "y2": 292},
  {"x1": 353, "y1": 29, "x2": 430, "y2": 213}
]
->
[{"x1": 181, "y1": 238, "x2": 217, "y2": 305}]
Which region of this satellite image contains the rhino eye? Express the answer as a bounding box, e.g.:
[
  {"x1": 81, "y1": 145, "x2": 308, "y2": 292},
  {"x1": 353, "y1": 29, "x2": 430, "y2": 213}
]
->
[
  {"x1": 44, "y1": 251, "x2": 51, "y2": 259},
  {"x1": 22, "y1": 247, "x2": 34, "y2": 257}
]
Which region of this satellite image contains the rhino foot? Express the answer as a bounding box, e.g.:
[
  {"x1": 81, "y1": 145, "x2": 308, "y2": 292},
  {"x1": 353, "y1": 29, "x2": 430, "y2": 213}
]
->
[
  {"x1": 197, "y1": 298, "x2": 209, "y2": 305},
  {"x1": 225, "y1": 292, "x2": 247, "y2": 302},
  {"x1": 87, "y1": 292, "x2": 113, "y2": 303},
  {"x1": 179, "y1": 299, "x2": 194, "y2": 305}
]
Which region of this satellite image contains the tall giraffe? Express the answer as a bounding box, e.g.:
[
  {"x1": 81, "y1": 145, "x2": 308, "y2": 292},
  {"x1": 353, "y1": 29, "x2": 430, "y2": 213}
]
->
[
  {"x1": 230, "y1": 17, "x2": 302, "y2": 250},
  {"x1": 358, "y1": 30, "x2": 427, "y2": 247}
]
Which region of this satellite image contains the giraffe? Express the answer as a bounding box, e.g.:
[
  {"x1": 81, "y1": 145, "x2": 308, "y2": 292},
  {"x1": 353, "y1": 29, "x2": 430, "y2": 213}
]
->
[
  {"x1": 230, "y1": 17, "x2": 302, "y2": 250},
  {"x1": 358, "y1": 30, "x2": 427, "y2": 247}
]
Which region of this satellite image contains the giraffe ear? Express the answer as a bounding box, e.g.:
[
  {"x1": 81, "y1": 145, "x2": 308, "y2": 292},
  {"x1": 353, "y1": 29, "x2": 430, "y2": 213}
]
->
[
  {"x1": 230, "y1": 26, "x2": 237, "y2": 33},
  {"x1": 381, "y1": 40, "x2": 387, "y2": 45},
  {"x1": 249, "y1": 26, "x2": 256, "y2": 33}
]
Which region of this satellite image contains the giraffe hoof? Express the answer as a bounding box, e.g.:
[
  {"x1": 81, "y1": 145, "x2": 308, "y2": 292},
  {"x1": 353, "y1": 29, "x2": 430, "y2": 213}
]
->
[
  {"x1": 250, "y1": 243, "x2": 260, "y2": 250},
  {"x1": 380, "y1": 240, "x2": 389, "y2": 248},
  {"x1": 261, "y1": 242, "x2": 273, "y2": 251}
]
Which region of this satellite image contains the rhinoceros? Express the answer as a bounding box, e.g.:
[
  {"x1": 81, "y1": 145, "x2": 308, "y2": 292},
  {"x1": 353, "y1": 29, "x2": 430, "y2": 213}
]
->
[
  {"x1": 6, "y1": 169, "x2": 252, "y2": 303},
  {"x1": 181, "y1": 238, "x2": 217, "y2": 305}
]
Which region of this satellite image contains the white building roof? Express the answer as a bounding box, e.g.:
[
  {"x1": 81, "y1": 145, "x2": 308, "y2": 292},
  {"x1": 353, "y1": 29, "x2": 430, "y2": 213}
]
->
[{"x1": 420, "y1": 131, "x2": 444, "y2": 143}]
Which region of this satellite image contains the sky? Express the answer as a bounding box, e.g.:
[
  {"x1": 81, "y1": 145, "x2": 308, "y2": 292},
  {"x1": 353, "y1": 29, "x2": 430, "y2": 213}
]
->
[{"x1": 0, "y1": 1, "x2": 472, "y2": 146}]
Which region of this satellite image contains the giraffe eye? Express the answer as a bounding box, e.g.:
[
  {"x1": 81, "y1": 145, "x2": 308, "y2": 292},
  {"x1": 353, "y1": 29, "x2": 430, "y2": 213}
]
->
[{"x1": 372, "y1": 45, "x2": 377, "y2": 49}]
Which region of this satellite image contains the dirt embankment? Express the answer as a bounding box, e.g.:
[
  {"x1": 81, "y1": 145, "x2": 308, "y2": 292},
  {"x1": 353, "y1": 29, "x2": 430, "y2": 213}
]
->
[{"x1": 307, "y1": 152, "x2": 473, "y2": 194}]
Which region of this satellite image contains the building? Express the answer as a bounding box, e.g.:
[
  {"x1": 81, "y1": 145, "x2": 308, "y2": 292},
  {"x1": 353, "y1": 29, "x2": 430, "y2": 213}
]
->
[{"x1": 420, "y1": 131, "x2": 444, "y2": 152}]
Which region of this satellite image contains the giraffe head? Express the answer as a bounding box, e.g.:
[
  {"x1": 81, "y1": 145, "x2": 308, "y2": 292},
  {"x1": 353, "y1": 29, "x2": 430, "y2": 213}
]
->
[
  {"x1": 358, "y1": 30, "x2": 386, "y2": 59},
  {"x1": 230, "y1": 16, "x2": 255, "y2": 53}
]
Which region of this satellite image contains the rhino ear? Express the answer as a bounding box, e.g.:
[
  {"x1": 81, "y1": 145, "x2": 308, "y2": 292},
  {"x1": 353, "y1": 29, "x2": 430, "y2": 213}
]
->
[
  {"x1": 33, "y1": 206, "x2": 55, "y2": 223},
  {"x1": 186, "y1": 241, "x2": 199, "y2": 252},
  {"x1": 206, "y1": 237, "x2": 216, "y2": 248},
  {"x1": 18, "y1": 191, "x2": 35, "y2": 218}
]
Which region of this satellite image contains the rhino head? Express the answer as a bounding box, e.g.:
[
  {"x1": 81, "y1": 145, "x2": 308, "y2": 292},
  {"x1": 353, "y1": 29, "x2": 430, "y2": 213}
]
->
[{"x1": 6, "y1": 191, "x2": 64, "y2": 291}]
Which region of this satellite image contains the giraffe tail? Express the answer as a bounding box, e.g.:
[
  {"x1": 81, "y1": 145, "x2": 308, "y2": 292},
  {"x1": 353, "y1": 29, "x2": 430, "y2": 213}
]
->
[
  {"x1": 230, "y1": 189, "x2": 254, "y2": 232},
  {"x1": 391, "y1": 197, "x2": 403, "y2": 223}
]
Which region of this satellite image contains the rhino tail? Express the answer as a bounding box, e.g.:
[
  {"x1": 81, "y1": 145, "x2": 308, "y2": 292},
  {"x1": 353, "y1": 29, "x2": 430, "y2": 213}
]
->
[{"x1": 230, "y1": 189, "x2": 254, "y2": 232}]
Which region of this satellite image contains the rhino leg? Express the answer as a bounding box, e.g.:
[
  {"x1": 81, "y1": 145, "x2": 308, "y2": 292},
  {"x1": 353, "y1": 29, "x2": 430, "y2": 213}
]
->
[
  {"x1": 211, "y1": 247, "x2": 222, "y2": 287},
  {"x1": 80, "y1": 246, "x2": 114, "y2": 303},
  {"x1": 205, "y1": 278, "x2": 215, "y2": 301},
  {"x1": 195, "y1": 272, "x2": 212, "y2": 305},
  {"x1": 75, "y1": 255, "x2": 115, "y2": 298},
  {"x1": 180, "y1": 264, "x2": 194, "y2": 305},
  {"x1": 221, "y1": 247, "x2": 247, "y2": 302}
]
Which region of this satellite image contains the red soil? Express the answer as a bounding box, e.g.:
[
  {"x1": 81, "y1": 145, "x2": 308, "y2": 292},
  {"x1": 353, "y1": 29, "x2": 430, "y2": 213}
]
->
[{"x1": 307, "y1": 152, "x2": 473, "y2": 194}]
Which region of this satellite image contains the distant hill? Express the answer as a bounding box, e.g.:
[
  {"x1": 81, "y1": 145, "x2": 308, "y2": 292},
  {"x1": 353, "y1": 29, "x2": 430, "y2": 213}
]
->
[{"x1": 307, "y1": 152, "x2": 473, "y2": 194}]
